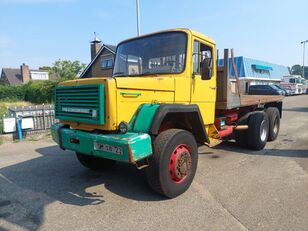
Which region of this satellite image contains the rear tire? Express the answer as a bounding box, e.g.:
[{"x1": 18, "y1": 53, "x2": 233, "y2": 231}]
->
[
  {"x1": 266, "y1": 107, "x2": 280, "y2": 141},
  {"x1": 234, "y1": 114, "x2": 249, "y2": 147},
  {"x1": 76, "y1": 152, "x2": 116, "y2": 170},
  {"x1": 145, "y1": 129, "x2": 198, "y2": 198},
  {"x1": 247, "y1": 112, "x2": 269, "y2": 150}
]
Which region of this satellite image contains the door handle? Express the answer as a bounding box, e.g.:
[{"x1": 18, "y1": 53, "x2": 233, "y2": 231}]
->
[
  {"x1": 209, "y1": 86, "x2": 217, "y2": 90},
  {"x1": 120, "y1": 92, "x2": 142, "y2": 97}
]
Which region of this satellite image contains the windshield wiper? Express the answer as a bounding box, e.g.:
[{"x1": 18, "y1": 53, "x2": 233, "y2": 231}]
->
[
  {"x1": 114, "y1": 72, "x2": 160, "y2": 77},
  {"x1": 113, "y1": 72, "x2": 125, "y2": 77},
  {"x1": 136, "y1": 72, "x2": 159, "y2": 76}
]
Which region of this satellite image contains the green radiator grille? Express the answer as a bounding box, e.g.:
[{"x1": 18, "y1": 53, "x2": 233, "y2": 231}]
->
[{"x1": 55, "y1": 84, "x2": 105, "y2": 125}]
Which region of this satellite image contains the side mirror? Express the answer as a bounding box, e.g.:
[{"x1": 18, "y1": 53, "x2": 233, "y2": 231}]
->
[{"x1": 201, "y1": 58, "x2": 213, "y2": 80}]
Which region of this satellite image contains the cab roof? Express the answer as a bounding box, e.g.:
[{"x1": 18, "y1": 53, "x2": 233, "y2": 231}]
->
[{"x1": 119, "y1": 28, "x2": 216, "y2": 45}]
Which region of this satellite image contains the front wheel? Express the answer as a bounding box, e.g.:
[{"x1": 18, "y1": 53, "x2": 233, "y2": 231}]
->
[
  {"x1": 145, "y1": 129, "x2": 198, "y2": 198},
  {"x1": 76, "y1": 152, "x2": 116, "y2": 171}
]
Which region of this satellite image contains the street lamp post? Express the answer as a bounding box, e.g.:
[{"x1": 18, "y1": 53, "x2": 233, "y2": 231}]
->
[
  {"x1": 136, "y1": 0, "x2": 141, "y2": 36},
  {"x1": 301, "y1": 40, "x2": 308, "y2": 78}
]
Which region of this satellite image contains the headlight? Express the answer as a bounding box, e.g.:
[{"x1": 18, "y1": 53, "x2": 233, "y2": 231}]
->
[{"x1": 119, "y1": 121, "x2": 130, "y2": 134}]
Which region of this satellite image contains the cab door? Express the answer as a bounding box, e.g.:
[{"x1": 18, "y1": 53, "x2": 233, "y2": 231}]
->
[{"x1": 190, "y1": 39, "x2": 216, "y2": 125}]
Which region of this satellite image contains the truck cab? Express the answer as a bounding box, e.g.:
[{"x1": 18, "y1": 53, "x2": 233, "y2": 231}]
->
[
  {"x1": 51, "y1": 28, "x2": 283, "y2": 198},
  {"x1": 57, "y1": 29, "x2": 217, "y2": 132},
  {"x1": 280, "y1": 75, "x2": 304, "y2": 95}
]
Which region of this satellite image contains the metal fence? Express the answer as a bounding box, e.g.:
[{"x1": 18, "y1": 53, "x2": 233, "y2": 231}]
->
[{"x1": 8, "y1": 104, "x2": 57, "y2": 131}]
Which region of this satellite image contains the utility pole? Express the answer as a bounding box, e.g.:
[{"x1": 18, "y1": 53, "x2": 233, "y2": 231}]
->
[
  {"x1": 136, "y1": 0, "x2": 141, "y2": 36},
  {"x1": 301, "y1": 40, "x2": 308, "y2": 78}
]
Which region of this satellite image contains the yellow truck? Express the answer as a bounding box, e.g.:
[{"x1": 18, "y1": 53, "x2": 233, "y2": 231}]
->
[{"x1": 51, "y1": 28, "x2": 283, "y2": 198}]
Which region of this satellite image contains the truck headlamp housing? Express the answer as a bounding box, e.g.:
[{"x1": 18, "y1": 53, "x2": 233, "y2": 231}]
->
[{"x1": 119, "y1": 121, "x2": 130, "y2": 134}]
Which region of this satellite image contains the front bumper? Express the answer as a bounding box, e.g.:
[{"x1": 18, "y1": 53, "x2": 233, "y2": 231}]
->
[{"x1": 51, "y1": 123, "x2": 153, "y2": 163}]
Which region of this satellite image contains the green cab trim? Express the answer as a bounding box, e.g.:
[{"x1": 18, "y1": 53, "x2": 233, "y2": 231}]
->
[
  {"x1": 51, "y1": 123, "x2": 60, "y2": 144},
  {"x1": 51, "y1": 123, "x2": 152, "y2": 163},
  {"x1": 129, "y1": 103, "x2": 160, "y2": 133}
]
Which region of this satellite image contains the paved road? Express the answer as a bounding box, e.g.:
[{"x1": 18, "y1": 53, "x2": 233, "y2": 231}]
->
[{"x1": 0, "y1": 95, "x2": 308, "y2": 231}]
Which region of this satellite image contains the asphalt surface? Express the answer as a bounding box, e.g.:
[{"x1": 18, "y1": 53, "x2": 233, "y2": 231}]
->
[{"x1": 0, "y1": 95, "x2": 308, "y2": 231}]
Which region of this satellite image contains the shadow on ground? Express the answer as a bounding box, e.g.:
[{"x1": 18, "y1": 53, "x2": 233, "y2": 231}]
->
[
  {"x1": 214, "y1": 141, "x2": 308, "y2": 158},
  {"x1": 283, "y1": 107, "x2": 308, "y2": 113},
  {"x1": 0, "y1": 145, "x2": 164, "y2": 230}
]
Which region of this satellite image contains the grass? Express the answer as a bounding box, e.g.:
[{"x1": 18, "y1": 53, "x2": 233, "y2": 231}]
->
[
  {"x1": 28, "y1": 135, "x2": 39, "y2": 141},
  {"x1": 0, "y1": 101, "x2": 32, "y2": 109},
  {"x1": 0, "y1": 137, "x2": 3, "y2": 145},
  {"x1": 0, "y1": 101, "x2": 32, "y2": 117}
]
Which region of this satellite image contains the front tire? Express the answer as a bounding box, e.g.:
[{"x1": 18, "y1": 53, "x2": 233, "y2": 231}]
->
[
  {"x1": 76, "y1": 152, "x2": 116, "y2": 170},
  {"x1": 146, "y1": 129, "x2": 198, "y2": 198}
]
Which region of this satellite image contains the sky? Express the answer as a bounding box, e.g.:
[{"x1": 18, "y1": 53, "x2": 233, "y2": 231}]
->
[{"x1": 0, "y1": 0, "x2": 308, "y2": 70}]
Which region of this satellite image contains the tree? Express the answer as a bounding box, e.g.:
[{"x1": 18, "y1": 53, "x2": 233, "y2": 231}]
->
[
  {"x1": 40, "y1": 60, "x2": 86, "y2": 81},
  {"x1": 290, "y1": 64, "x2": 308, "y2": 79},
  {"x1": 290, "y1": 65, "x2": 302, "y2": 75}
]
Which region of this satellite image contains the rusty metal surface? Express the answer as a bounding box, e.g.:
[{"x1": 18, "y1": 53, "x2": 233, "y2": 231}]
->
[
  {"x1": 231, "y1": 49, "x2": 241, "y2": 97},
  {"x1": 240, "y1": 95, "x2": 284, "y2": 106}
]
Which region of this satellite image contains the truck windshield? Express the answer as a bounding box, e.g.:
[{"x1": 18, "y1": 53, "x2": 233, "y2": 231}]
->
[{"x1": 113, "y1": 32, "x2": 187, "y2": 77}]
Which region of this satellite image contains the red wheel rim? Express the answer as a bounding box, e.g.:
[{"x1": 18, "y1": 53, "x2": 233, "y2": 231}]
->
[{"x1": 168, "y1": 144, "x2": 192, "y2": 184}]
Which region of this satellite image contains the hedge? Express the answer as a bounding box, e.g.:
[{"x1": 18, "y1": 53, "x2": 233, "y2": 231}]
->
[
  {"x1": 0, "y1": 85, "x2": 25, "y2": 102},
  {"x1": 0, "y1": 80, "x2": 58, "y2": 104},
  {"x1": 24, "y1": 81, "x2": 58, "y2": 104}
]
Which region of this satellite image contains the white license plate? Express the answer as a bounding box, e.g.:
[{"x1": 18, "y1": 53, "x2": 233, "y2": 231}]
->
[{"x1": 93, "y1": 142, "x2": 123, "y2": 155}]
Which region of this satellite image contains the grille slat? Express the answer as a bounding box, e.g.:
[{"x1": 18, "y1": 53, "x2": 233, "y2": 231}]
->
[
  {"x1": 56, "y1": 92, "x2": 99, "y2": 96},
  {"x1": 56, "y1": 96, "x2": 99, "y2": 99},
  {"x1": 56, "y1": 102, "x2": 99, "y2": 106},
  {"x1": 55, "y1": 84, "x2": 104, "y2": 125}
]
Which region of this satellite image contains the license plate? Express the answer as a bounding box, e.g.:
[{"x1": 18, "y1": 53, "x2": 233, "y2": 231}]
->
[{"x1": 93, "y1": 142, "x2": 123, "y2": 155}]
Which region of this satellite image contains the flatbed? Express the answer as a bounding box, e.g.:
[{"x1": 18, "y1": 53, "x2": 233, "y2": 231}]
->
[{"x1": 216, "y1": 49, "x2": 283, "y2": 110}]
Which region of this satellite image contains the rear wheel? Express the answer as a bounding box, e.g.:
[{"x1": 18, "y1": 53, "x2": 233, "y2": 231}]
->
[
  {"x1": 234, "y1": 114, "x2": 249, "y2": 147},
  {"x1": 146, "y1": 129, "x2": 198, "y2": 198},
  {"x1": 266, "y1": 107, "x2": 280, "y2": 141},
  {"x1": 247, "y1": 112, "x2": 269, "y2": 150},
  {"x1": 76, "y1": 152, "x2": 116, "y2": 170}
]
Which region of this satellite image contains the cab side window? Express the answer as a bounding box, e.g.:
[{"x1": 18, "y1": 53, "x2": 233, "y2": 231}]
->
[
  {"x1": 193, "y1": 41, "x2": 200, "y2": 73},
  {"x1": 193, "y1": 40, "x2": 213, "y2": 79}
]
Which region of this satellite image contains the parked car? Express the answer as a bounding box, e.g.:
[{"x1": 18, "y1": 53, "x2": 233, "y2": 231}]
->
[
  {"x1": 248, "y1": 85, "x2": 285, "y2": 96},
  {"x1": 274, "y1": 84, "x2": 291, "y2": 96}
]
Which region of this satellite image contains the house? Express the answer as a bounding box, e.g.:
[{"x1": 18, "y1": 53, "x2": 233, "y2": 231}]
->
[
  {"x1": 218, "y1": 56, "x2": 290, "y2": 93},
  {"x1": 0, "y1": 64, "x2": 49, "y2": 86},
  {"x1": 80, "y1": 33, "x2": 116, "y2": 78}
]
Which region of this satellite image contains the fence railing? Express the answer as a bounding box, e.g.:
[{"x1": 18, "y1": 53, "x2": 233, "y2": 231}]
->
[{"x1": 7, "y1": 104, "x2": 57, "y2": 132}]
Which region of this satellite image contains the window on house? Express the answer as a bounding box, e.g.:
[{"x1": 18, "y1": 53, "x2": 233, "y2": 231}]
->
[
  {"x1": 101, "y1": 56, "x2": 113, "y2": 69},
  {"x1": 254, "y1": 69, "x2": 270, "y2": 74},
  {"x1": 30, "y1": 71, "x2": 49, "y2": 80}
]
